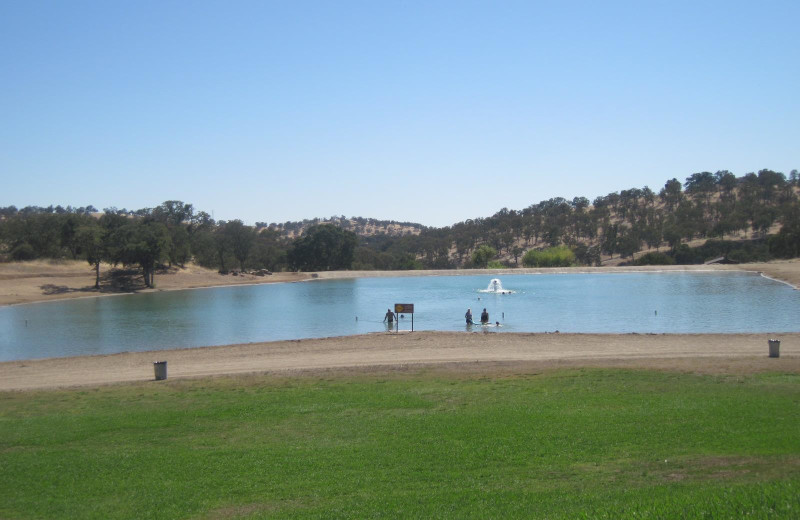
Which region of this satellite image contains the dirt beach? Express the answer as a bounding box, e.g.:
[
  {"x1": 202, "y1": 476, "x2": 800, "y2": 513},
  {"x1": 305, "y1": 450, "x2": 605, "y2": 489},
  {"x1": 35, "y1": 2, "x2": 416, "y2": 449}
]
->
[
  {"x1": 0, "y1": 260, "x2": 311, "y2": 307},
  {"x1": 1, "y1": 260, "x2": 798, "y2": 391},
  {"x1": 1, "y1": 332, "x2": 797, "y2": 391}
]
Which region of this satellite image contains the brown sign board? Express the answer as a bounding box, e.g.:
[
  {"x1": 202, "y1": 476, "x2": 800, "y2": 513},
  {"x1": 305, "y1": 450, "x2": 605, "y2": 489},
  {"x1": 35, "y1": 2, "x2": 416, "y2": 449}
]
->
[{"x1": 394, "y1": 303, "x2": 414, "y2": 314}]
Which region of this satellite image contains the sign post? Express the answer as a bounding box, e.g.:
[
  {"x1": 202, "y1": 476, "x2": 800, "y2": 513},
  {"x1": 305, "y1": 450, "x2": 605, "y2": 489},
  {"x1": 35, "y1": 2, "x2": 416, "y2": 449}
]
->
[{"x1": 394, "y1": 303, "x2": 415, "y2": 332}]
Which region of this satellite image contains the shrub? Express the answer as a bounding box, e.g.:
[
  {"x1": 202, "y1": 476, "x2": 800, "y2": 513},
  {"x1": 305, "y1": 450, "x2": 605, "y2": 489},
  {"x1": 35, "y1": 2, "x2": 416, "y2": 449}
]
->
[
  {"x1": 471, "y1": 245, "x2": 497, "y2": 268},
  {"x1": 768, "y1": 229, "x2": 800, "y2": 258},
  {"x1": 633, "y1": 252, "x2": 675, "y2": 266},
  {"x1": 10, "y1": 243, "x2": 36, "y2": 261},
  {"x1": 673, "y1": 244, "x2": 702, "y2": 264},
  {"x1": 522, "y1": 245, "x2": 575, "y2": 267}
]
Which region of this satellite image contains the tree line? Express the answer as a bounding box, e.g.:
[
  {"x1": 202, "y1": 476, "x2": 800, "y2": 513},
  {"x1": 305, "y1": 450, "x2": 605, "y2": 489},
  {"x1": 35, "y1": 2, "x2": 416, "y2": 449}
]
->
[
  {"x1": 0, "y1": 201, "x2": 357, "y2": 287},
  {"x1": 393, "y1": 168, "x2": 800, "y2": 268},
  {"x1": 1, "y1": 169, "x2": 799, "y2": 285}
]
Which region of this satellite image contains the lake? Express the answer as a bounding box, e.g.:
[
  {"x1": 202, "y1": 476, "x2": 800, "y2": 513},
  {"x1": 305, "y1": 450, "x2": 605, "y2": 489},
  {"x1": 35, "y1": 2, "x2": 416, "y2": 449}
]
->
[{"x1": 1, "y1": 271, "x2": 798, "y2": 361}]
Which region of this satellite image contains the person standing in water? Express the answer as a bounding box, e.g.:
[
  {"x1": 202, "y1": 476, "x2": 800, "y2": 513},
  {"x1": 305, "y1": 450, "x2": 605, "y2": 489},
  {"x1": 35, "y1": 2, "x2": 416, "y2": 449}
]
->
[
  {"x1": 465, "y1": 308, "x2": 473, "y2": 325},
  {"x1": 480, "y1": 308, "x2": 489, "y2": 324},
  {"x1": 383, "y1": 308, "x2": 395, "y2": 324}
]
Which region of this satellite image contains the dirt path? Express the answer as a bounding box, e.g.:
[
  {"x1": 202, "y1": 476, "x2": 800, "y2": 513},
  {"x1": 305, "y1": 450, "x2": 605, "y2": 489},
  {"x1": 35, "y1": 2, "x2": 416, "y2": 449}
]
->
[{"x1": 1, "y1": 332, "x2": 797, "y2": 391}]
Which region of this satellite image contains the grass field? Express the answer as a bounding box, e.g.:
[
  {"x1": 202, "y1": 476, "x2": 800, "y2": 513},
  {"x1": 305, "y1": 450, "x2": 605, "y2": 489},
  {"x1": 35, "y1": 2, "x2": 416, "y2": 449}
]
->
[{"x1": 1, "y1": 368, "x2": 799, "y2": 519}]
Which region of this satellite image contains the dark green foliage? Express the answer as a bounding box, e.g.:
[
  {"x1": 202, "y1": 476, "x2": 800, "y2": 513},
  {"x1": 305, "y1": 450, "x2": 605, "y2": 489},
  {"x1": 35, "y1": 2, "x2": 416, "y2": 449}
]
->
[
  {"x1": 352, "y1": 246, "x2": 395, "y2": 270},
  {"x1": 522, "y1": 245, "x2": 575, "y2": 267},
  {"x1": 769, "y1": 230, "x2": 800, "y2": 259},
  {"x1": 659, "y1": 178, "x2": 683, "y2": 210},
  {"x1": 10, "y1": 243, "x2": 36, "y2": 261},
  {"x1": 633, "y1": 252, "x2": 675, "y2": 265},
  {"x1": 189, "y1": 229, "x2": 218, "y2": 269},
  {"x1": 167, "y1": 224, "x2": 191, "y2": 267},
  {"x1": 1, "y1": 167, "x2": 798, "y2": 273},
  {"x1": 655, "y1": 240, "x2": 773, "y2": 265},
  {"x1": 76, "y1": 225, "x2": 106, "y2": 288},
  {"x1": 249, "y1": 229, "x2": 288, "y2": 272},
  {"x1": 108, "y1": 219, "x2": 172, "y2": 287},
  {"x1": 768, "y1": 202, "x2": 800, "y2": 258},
  {"x1": 572, "y1": 244, "x2": 602, "y2": 266},
  {"x1": 693, "y1": 240, "x2": 772, "y2": 264},
  {"x1": 671, "y1": 244, "x2": 701, "y2": 264},
  {"x1": 471, "y1": 244, "x2": 497, "y2": 268},
  {"x1": 288, "y1": 224, "x2": 357, "y2": 271},
  {"x1": 221, "y1": 220, "x2": 256, "y2": 272},
  {"x1": 395, "y1": 252, "x2": 424, "y2": 270}
]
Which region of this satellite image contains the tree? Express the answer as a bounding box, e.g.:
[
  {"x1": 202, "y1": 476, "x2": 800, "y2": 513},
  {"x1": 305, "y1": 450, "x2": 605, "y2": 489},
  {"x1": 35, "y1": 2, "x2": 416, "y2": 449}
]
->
[
  {"x1": 715, "y1": 170, "x2": 737, "y2": 196},
  {"x1": 168, "y1": 225, "x2": 191, "y2": 267},
  {"x1": 572, "y1": 244, "x2": 601, "y2": 266},
  {"x1": 470, "y1": 245, "x2": 497, "y2": 268},
  {"x1": 151, "y1": 201, "x2": 195, "y2": 267},
  {"x1": 249, "y1": 229, "x2": 288, "y2": 272},
  {"x1": 111, "y1": 220, "x2": 171, "y2": 287},
  {"x1": 616, "y1": 227, "x2": 641, "y2": 259},
  {"x1": 659, "y1": 178, "x2": 683, "y2": 211},
  {"x1": 76, "y1": 224, "x2": 106, "y2": 288},
  {"x1": 189, "y1": 228, "x2": 218, "y2": 268},
  {"x1": 222, "y1": 220, "x2": 256, "y2": 271},
  {"x1": 395, "y1": 252, "x2": 423, "y2": 270},
  {"x1": 152, "y1": 200, "x2": 194, "y2": 226},
  {"x1": 572, "y1": 196, "x2": 590, "y2": 211},
  {"x1": 684, "y1": 171, "x2": 716, "y2": 215},
  {"x1": 288, "y1": 224, "x2": 357, "y2": 271},
  {"x1": 97, "y1": 212, "x2": 128, "y2": 265},
  {"x1": 213, "y1": 225, "x2": 232, "y2": 273},
  {"x1": 511, "y1": 246, "x2": 524, "y2": 267},
  {"x1": 60, "y1": 213, "x2": 90, "y2": 259},
  {"x1": 757, "y1": 169, "x2": 786, "y2": 203},
  {"x1": 684, "y1": 171, "x2": 716, "y2": 197},
  {"x1": 601, "y1": 223, "x2": 618, "y2": 258},
  {"x1": 768, "y1": 201, "x2": 800, "y2": 257}
]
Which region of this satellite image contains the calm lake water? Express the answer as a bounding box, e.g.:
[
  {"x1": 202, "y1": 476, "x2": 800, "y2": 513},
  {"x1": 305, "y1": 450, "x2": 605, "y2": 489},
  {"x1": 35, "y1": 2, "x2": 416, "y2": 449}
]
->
[{"x1": 1, "y1": 272, "x2": 798, "y2": 361}]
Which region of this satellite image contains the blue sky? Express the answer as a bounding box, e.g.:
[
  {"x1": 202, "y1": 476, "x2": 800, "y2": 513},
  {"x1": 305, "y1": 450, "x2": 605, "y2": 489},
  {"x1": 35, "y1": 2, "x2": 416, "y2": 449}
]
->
[{"x1": 1, "y1": 1, "x2": 798, "y2": 227}]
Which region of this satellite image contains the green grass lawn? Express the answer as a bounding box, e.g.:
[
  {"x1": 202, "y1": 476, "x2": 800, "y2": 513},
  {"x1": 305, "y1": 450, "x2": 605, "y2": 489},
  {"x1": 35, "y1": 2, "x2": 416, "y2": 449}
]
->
[{"x1": 1, "y1": 368, "x2": 799, "y2": 519}]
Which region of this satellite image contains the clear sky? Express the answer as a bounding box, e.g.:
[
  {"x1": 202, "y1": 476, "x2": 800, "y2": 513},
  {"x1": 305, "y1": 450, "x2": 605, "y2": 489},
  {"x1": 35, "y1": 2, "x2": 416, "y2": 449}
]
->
[{"x1": 1, "y1": 1, "x2": 798, "y2": 228}]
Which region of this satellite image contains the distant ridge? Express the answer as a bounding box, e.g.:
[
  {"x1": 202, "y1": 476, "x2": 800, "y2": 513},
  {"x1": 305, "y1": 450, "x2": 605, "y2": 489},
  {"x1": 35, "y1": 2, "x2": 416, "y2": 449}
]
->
[{"x1": 258, "y1": 216, "x2": 426, "y2": 239}]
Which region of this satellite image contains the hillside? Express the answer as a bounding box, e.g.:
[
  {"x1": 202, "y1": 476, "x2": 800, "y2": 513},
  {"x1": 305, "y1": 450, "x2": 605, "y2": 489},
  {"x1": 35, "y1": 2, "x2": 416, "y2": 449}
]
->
[
  {"x1": 1, "y1": 169, "x2": 798, "y2": 274},
  {"x1": 254, "y1": 171, "x2": 799, "y2": 269},
  {"x1": 259, "y1": 216, "x2": 425, "y2": 239}
]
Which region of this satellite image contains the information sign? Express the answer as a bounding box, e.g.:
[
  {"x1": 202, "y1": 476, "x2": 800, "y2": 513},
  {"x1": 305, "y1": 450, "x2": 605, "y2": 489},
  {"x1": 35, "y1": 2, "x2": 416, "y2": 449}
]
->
[
  {"x1": 393, "y1": 303, "x2": 415, "y2": 331},
  {"x1": 394, "y1": 303, "x2": 414, "y2": 314}
]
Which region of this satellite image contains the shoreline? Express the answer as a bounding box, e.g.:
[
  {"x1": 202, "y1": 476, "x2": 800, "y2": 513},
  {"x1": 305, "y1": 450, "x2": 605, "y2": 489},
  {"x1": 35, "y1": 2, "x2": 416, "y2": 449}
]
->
[
  {"x1": 1, "y1": 331, "x2": 797, "y2": 391},
  {"x1": 2, "y1": 260, "x2": 799, "y2": 391},
  {"x1": 1, "y1": 260, "x2": 798, "y2": 308},
  {"x1": 1, "y1": 275, "x2": 315, "y2": 308}
]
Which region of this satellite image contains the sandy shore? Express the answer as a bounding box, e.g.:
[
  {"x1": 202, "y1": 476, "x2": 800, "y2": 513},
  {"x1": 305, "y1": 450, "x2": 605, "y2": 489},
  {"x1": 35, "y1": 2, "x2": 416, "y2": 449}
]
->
[
  {"x1": 0, "y1": 260, "x2": 312, "y2": 307},
  {"x1": 1, "y1": 332, "x2": 797, "y2": 391},
  {"x1": 2, "y1": 260, "x2": 798, "y2": 391}
]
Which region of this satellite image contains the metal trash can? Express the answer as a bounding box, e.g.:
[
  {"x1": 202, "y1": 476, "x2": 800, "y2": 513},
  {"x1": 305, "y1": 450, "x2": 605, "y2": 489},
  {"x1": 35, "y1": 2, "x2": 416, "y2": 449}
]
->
[
  {"x1": 768, "y1": 339, "x2": 780, "y2": 358},
  {"x1": 154, "y1": 361, "x2": 168, "y2": 380}
]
